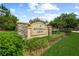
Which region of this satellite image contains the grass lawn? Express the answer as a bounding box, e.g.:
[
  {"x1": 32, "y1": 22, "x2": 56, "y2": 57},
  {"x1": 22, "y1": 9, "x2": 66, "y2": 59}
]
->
[{"x1": 42, "y1": 32, "x2": 79, "y2": 56}]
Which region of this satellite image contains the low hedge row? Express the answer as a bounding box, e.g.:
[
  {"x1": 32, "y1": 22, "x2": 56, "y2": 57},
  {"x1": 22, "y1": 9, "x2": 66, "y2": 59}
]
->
[
  {"x1": 25, "y1": 32, "x2": 65, "y2": 52},
  {"x1": 48, "y1": 32, "x2": 65, "y2": 42},
  {"x1": 25, "y1": 37, "x2": 48, "y2": 52}
]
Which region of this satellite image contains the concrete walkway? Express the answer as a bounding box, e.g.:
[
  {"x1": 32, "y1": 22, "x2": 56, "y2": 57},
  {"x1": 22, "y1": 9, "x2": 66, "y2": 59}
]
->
[{"x1": 72, "y1": 31, "x2": 79, "y2": 33}]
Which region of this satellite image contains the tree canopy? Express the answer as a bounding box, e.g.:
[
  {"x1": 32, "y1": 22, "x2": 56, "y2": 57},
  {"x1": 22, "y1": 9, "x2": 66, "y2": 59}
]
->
[
  {"x1": 29, "y1": 18, "x2": 48, "y2": 24},
  {"x1": 0, "y1": 4, "x2": 18, "y2": 30},
  {"x1": 49, "y1": 13, "x2": 78, "y2": 33}
]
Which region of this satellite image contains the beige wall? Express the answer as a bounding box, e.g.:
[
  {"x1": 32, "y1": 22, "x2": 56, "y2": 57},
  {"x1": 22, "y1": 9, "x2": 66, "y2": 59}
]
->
[
  {"x1": 17, "y1": 22, "x2": 52, "y2": 39},
  {"x1": 30, "y1": 22, "x2": 48, "y2": 37}
]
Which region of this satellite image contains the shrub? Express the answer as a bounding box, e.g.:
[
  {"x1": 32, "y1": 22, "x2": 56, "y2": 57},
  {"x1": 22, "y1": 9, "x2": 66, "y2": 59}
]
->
[
  {"x1": 25, "y1": 32, "x2": 64, "y2": 52},
  {"x1": 25, "y1": 37, "x2": 48, "y2": 52},
  {"x1": 0, "y1": 31, "x2": 23, "y2": 56}
]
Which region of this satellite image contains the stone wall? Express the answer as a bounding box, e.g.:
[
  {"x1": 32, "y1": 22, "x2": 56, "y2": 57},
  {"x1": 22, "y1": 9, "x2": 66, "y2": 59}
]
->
[{"x1": 17, "y1": 23, "x2": 28, "y2": 39}]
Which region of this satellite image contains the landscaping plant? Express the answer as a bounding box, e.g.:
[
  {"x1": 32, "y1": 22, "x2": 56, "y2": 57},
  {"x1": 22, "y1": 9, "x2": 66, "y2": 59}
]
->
[{"x1": 0, "y1": 31, "x2": 23, "y2": 56}]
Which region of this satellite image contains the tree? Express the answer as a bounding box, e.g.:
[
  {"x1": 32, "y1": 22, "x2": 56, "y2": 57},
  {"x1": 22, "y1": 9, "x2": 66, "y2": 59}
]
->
[
  {"x1": 77, "y1": 19, "x2": 79, "y2": 24},
  {"x1": 49, "y1": 13, "x2": 78, "y2": 33},
  {"x1": 29, "y1": 17, "x2": 48, "y2": 24},
  {"x1": 0, "y1": 4, "x2": 10, "y2": 16},
  {"x1": 0, "y1": 4, "x2": 18, "y2": 30}
]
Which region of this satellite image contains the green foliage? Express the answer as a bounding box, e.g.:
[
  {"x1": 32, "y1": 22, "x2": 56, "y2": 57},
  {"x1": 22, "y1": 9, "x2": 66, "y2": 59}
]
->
[
  {"x1": 0, "y1": 15, "x2": 18, "y2": 30},
  {"x1": 0, "y1": 31, "x2": 23, "y2": 56},
  {"x1": 0, "y1": 4, "x2": 18, "y2": 30},
  {"x1": 24, "y1": 32, "x2": 64, "y2": 52},
  {"x1": 77, "y1": 19, "x2": 79, "y2": 25},
  {"x1": 25, "y1": 37, "x2": 48, "y2": 52},
  {"x1": 29, "y1": 18, "x2": 48, "y2": 24},
  {"x1": 42, "y1": 32, "x2": 79, "y2": 56},
  {"x1": 50, "y1": 13, "x2": 78, "y2": 33},
  {"x1": 48, "y1": 32, "x2": 64, "y2": 42}
]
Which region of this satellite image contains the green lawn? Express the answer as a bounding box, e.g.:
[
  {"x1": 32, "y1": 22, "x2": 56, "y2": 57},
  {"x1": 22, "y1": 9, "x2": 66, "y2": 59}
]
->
[{"x1": 42, "y1": 32, "x2": 79, "y2": 56}]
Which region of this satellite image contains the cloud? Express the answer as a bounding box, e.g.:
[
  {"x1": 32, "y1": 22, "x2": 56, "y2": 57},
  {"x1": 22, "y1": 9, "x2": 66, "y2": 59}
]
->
[
  {"x1": 75, "y1": 6, "x2": 79, "y2": 9},
  {"x1": 32, "y1": 13, "x2": 60, "y2": 21},
  {"x1": 28, "y1": 3, "x2": 60, "y2": 13},
  {"x1": 74, "y1": 12, "x2": 79, "y2": 15},
  {"x1": 16, "y1": 15, "x2": 29, "y2": 23},
  {"x1": 64, "y1": 12, "x2": 71, "y2": 14},
  {"x1": 15, "y1": 14, "x2": 19, "y2": 17},
  {"x1": 23, "y1": 15, "x2": 26, "y2": 18},
  {"x1": 74, "y1": 12, "x2": 79, "y2": 18},
  {"x1": 43, "y1": 13, "x2": 60, "y2": 21},
  {"x1": 19, "y1": 4, "x2": 23, "y2": 7},
  {"x1": 28, "y1": 3, "x2": 38, "y2": 11},
  {"x1": 10, "y1": 8, "x2": 15, "y2": 12},
  {"x1": 40, "y1": 3, "x2": 60, "y2": 11},
  {"x1": 18, "y1": 18, "x2": 29, "y2": 23},
  {"x1": 33, "y1": 10, "x2": 45, "y2": 13}
]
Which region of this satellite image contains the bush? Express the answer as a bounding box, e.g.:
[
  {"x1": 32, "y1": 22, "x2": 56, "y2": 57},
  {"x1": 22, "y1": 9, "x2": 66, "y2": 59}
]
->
[
  {"x1": 0, "y1": 31, "x2": 23, "y2": 56},
  {"x1": 25, "y1": 32, "x2": 64, "y2": 52},
  {"x1": 25, "y1": 37, "x2": 48, "y2": 52}
]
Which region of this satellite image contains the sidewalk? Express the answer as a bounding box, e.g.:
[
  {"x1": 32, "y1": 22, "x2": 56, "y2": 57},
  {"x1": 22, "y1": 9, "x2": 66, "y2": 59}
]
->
[{"x1": 72, "y1": 31, "x2": 79, "y2": 33}]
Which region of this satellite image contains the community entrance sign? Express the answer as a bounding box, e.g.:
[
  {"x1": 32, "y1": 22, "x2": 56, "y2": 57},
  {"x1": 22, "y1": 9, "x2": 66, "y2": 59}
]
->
[
  {"x1": 30, "y1": 22, "x2": 48, "y2": 36},
  {"x1": 17, "y1": 21, "x2": 52, "y2": 39}
]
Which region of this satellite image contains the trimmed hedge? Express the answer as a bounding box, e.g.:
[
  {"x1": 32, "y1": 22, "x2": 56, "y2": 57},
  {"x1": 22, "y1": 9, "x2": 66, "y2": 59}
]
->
[
  {"x1": 25, "y1": 37, "x2": 48, "y2": 52},
  {"x1": 25, "y1": 32, "x2": 65, "y2": 52}
]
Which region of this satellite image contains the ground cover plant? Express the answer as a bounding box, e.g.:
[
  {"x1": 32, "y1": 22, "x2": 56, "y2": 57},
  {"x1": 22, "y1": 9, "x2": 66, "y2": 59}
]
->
[{"x1": 42, "y1": 32, "x2": 79, "y2": 56}]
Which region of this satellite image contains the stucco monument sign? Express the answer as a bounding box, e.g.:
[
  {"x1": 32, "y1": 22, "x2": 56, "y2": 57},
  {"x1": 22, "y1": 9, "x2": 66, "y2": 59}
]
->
[{"x1": 17, "y1": 20, "x2": 52, "y2": 39}]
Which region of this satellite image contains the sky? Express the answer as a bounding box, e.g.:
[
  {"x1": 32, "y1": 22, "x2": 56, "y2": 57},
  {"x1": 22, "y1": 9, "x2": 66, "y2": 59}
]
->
[{"x1": 1, "y1": 3, "x2": 79, "y2": 22}]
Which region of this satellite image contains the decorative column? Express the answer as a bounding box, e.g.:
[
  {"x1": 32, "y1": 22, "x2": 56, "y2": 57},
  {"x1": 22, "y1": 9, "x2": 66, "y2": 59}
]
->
[
  {"x1": 27, "y1": 25, "x2": 31, "y2": 39},
  {"x1": 48, "y1": 26, "x2": 52, "y2": 36}
]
